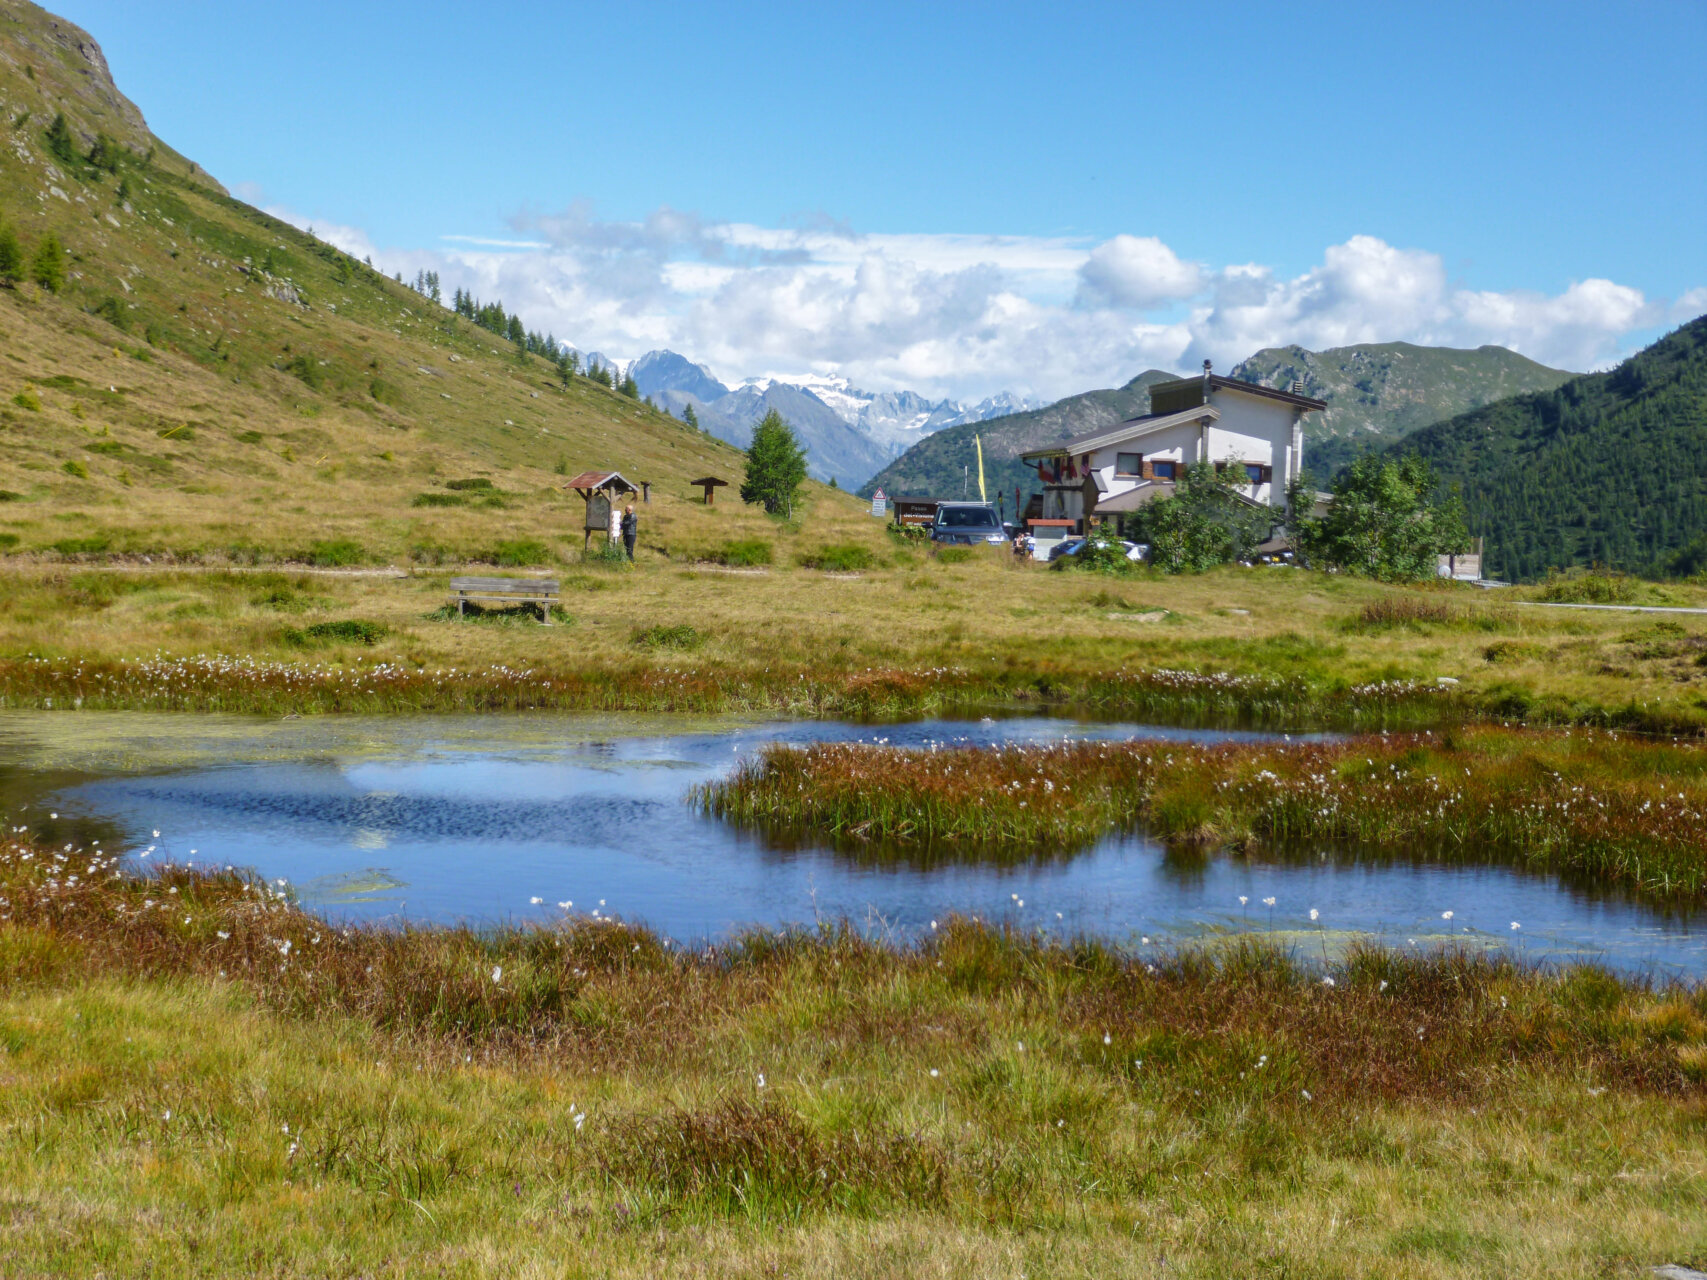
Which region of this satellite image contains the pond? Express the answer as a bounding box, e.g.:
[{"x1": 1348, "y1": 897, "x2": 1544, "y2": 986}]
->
[{"x1": 2, "y1": 711, "x2": 1702, "y2": 978}]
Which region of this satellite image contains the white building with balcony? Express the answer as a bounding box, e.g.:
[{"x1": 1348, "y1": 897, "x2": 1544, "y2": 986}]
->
[{"x1": 1020, "y1": 364, "x2": 1326, "y2": 552}]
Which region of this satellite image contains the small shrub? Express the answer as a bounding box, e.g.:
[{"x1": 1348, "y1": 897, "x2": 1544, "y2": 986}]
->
[
  {"x1": 283, "y1": 354, "x2": 322, "y2": 390},
  {"x1": 369, "y1": 378, "x2": 406, "y2": 407},
  {"x1": 0, "y1": 490, "x2": 22, "y2": 502},
  {"x1": 1535, "y1": 568, "x2": 1639, "y2": 605},
  {"x1": 411, "y1": 492, "x2": 464, "y2": 508},
  {"x1": 581, "y1": 542, "x2": 630, "y2": 568},
  {"x1": 488, "y1": 539, "x2": 550, "y2": 566},
  {"x1": 1357, "y1": 596, "x2": 1456, "y2": 629},
  {"x1": 233, "y1": 430, "x2": 265, "y2": 445},
  {"x1": 1483, "y1": 640, "x2": 1545, "y2": 665},
  {"x1": 61, "y1": 459, "x2": 89, "y2": 479},
  {"x1": 92, "y1": 297, "x2": 128, "y2": 331},
  {"x1": 798, "y1": 543, "x2": 877, "y2": 571},
  {"x1": 935, "y1": 547, "x2": 974, "y2": 565},
  {"x1": 633, "y1": 623, "x2": 702, "y2": 651},
  {"x1": 709, "y1": 539, "x2": 773, "y2": 567},
  {"x1": 1051, "y1": 539, "x2": 1138, "y2": 575},
  {"x1": 0, "y1": 533, "x2": 18, "y2": 550},
  {"x1": 285, "y1": 619, "x2": 386, "y2": 646},
  {"x1": 409, "y1": 543, "x2": 453, "y2": 566},
  {"x1": 12, "y1": 389, "x2": 41, "y2": 411},
  {"x1": 51, "y1": 534, "x2": 111, "y2": 555},
  {"x1": 303, "y1": 538, "x2": 364, "y2": 567},
  {"x1": 444, "y1": 477, "x2": 495, "y2": 492}
]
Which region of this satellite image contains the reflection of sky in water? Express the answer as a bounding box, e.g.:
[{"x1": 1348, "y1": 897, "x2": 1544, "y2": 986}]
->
[{"x1": 35, "y1": 715, "x2": 1707, "y2": 979}]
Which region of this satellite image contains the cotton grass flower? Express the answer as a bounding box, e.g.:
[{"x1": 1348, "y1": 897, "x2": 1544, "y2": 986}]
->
[
  {"x1": 491, "y1": 965, "x2": 502, "y2": 983},
  {"x1": 529, "y1": 896, "x2": 542, "y2": 905},
  {"x1": 1442, "y1": 910, "x2": 1454, "y2": 920},
  {"x1": 1309, "y1": 908, "x2": 1319, "y2": 922}
]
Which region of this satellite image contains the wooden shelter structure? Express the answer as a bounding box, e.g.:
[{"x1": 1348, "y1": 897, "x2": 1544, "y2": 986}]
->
[
  {"x1": 691, "y1": 476, "x2": 729, "y2": 505},
  {"x1": 564, "y1": 470, "x2": 639, "y2": 549}
]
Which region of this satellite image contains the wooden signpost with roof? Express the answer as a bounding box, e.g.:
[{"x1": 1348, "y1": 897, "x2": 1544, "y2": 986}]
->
[{"x1": 564, "y1": 470, "x2": 639, "y2": 550}]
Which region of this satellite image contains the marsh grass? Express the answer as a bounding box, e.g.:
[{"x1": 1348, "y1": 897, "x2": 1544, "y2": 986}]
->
[
  {"x1": 701, "y1": 727, "x2": 1707, "y2": 899},
  {"x1": 1349, "y1": 595, "x2": 1514, "y2": 632},
  {"x1": 2, "y1": 831, "x2": 1706, "y2": 1274}
]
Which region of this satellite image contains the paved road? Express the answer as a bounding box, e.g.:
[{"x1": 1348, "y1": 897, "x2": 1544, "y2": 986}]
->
[{"x1": 1515, "y1": 602, "x2": 1707, "y2": 615}]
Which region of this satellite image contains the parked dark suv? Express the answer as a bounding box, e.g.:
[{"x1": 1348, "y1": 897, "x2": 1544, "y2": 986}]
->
[{"x1": 930, "y1": 502, "x2": 1008, "y2": 546}]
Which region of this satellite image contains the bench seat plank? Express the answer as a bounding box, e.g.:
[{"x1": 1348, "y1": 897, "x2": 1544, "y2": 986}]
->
[{"x1": 447, "y1": 577, "x2": 559, "y2": 623}]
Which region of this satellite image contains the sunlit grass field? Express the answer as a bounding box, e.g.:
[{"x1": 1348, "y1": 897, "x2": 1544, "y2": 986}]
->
[{"x1": 3, "y1": 544, "x2": 1707, "y2": 730}]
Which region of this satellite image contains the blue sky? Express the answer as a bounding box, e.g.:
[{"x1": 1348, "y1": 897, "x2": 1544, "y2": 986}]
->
[{"x1": 54, "y1": 0, "x2": 1707, "y2": 400}]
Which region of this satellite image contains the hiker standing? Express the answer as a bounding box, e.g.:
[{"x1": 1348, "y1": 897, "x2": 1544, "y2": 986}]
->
[{"x1": 621, "y1": 504, "x2": 637, "y2": 561}]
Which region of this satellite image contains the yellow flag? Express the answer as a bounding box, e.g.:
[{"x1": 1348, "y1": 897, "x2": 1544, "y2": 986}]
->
[{"x1": 975, "y1": 434, "x2": 987, "y2": 503}]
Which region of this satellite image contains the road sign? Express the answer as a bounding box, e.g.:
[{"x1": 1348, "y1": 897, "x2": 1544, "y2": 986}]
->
[{"x1": 870, "y1": 488, "x2": 887, "y2": 517}]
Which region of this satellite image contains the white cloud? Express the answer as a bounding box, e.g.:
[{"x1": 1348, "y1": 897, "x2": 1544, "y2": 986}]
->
[
  {"x1": 281, "y1": 201, "x2": 1694, "y2": 400},
  {"x1": 1076, "y1": 235, "x2": 1203, "y2": 309},
  {"x1": 263, "y1": 204, "x2": 377, "y2": 263}
]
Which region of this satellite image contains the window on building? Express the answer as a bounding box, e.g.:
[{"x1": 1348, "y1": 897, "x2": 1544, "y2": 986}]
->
[
  {"x1": 1245, "y1": 463, "x2": 1264, "y2": 486},
  {"x1": 1151, "y1": 460, "x2": 1176, "y2": 480},
  {"x1": 1116, "y1": 452, "x2": 1141, "y2": 476}
]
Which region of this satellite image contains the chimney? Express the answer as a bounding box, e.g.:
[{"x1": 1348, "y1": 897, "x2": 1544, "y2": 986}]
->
[
  {"x1": 1202, "y1": 359, "x2": 1213, "y2": 396},
  {"x1": 1289, "y1": 379, "x2": 1305, "y2": 397}
]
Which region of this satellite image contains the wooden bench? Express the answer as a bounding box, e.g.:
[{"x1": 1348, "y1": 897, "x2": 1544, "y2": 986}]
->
[{"x1": 447, "y1": 576, "x2": 559, "y2": 623}]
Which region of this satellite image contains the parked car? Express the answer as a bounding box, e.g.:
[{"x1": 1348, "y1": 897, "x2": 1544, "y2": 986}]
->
[
  {"x1": 1049, "y1": 537, "x2": 1148, "y2": 563},
  {"x1": 930, "y1": 502, "x2": 1008, "y2": 546}
]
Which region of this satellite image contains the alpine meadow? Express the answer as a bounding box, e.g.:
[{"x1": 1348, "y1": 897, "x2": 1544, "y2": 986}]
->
[{"x1": 1, "y1": 2, "x2": 1706, "y2": 1278}]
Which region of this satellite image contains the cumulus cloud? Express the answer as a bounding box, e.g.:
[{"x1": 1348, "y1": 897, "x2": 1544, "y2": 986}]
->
[
  {"x1": 271, "y1": 197, "x2": 1694, "y2": 400},
  {"x1": 1076, "y1": 235, "x2": 1203, "y2": 309}
]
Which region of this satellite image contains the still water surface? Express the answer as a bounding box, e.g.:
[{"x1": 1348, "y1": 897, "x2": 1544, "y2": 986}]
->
[{"x1": 3, "y1": 712, "x2": 1701, "y2": 978}]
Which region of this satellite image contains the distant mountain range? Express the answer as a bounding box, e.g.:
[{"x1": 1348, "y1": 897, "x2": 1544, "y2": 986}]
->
[
  {"x1": 1232, "y1": 342, "x2": 1575, "y2": 477},
  {"x1": 861, "y1": 342, "x2": 1578, "y2": 505},
  {"x1": 859, "y1": 371, "x2": 1179, "y2": 510},
  {"x1": 1380, "y1": 315, "x2": 1707, "y2": 581},
  {"x1": 612, "y1": 350, "x2": 1041, "y2": 487}
]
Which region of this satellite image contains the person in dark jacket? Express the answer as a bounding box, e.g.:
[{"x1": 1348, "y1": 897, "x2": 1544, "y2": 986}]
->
[{"x1": 620, "y1": 504, "x2": 637, "y2": 561}]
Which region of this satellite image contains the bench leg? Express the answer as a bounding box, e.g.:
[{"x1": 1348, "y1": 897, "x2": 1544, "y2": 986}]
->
[{"x1": 457, "y1": 598, "x2": 464, "y2": 617}]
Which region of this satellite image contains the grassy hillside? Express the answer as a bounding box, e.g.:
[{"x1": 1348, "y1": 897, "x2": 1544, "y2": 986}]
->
[
  {"x1": 0, "y1": 0, "x2": 871, "y2": 567},
  {"x1": 859, "y1": 370, "x2": 1177, "y2": 506},
  {"x1": 1230, "y1": 342, "x2": 1576, "y2": 477},
  {"x1": 1390, "y1": 316, "x2": 1707, "y2": 582}
]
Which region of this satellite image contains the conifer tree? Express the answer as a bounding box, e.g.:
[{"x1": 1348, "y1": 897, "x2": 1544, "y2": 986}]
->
[
  {"x1": 741, "y1": 410, "x2": 807, "y2": 515},
  {"x1": 87, "y1": 132, "x2": 121, "y2": 172},
  {"x1": 29, "y1": 233, "x2": 65, "y2": 293},
  {"x1": 43, "y1": 112, "x2": 76, "y2": 165},
  {"x1": 682, "y1": 403, "x2": 699, "y2": 431},
  {"x1": 0, "y1": 224, "x2": 23, "y2": 287}
]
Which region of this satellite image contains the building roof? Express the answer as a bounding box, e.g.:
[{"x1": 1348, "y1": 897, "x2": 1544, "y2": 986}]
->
[
  {"x1": 1091, "y1": 480, "x2": 1177, "y2": 512},
  {"x1": 689, "y1": 476, "x2": 729, "y2": 487},
  {"x1": 1150, "y1": 373, "x2": 1328, "y2": 412},
  {"x1": 1021, "y1": 405, "x2": 1221, "y2": 461},
  {"x1": 564, "y1": 470, "x2": 638, "y2": 493}
]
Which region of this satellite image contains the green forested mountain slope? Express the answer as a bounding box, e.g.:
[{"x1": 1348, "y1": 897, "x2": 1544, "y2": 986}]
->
[
  {"x1": 1388, "y1": 316, "x2": 1707, "y2": 582},
  {"x1": 1232, "y1": 342, "x2": 1576, "y2": 477},
  {"x1": 858, "y1": 371, "x2": 1177, "y2": 506}
]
